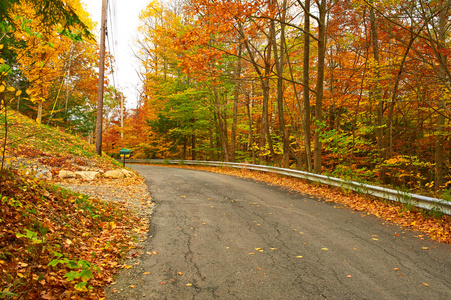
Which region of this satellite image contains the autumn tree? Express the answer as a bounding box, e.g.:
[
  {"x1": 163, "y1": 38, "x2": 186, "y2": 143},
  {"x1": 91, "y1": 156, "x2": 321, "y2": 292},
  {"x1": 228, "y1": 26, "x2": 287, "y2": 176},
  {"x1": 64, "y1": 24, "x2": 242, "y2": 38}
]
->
[
  {"x1": 1, "y1": 0, "x2": 96, "y2": 129},
  {"x1": 129, "y1": 0, "x2": 451, "y2": 197}
]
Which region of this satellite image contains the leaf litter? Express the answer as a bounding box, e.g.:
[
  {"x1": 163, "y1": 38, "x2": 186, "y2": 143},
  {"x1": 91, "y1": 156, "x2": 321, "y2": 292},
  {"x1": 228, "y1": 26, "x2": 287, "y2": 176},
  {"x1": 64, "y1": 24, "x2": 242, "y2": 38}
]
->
[{"x1": 0, "y1": 168, "x2": 151, "y2": 299}]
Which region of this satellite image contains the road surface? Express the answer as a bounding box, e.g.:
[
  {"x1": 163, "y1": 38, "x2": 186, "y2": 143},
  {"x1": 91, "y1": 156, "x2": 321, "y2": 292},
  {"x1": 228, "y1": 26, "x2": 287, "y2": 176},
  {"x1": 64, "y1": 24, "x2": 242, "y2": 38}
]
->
[{"x1": 106, "y1": 165, "x2": 451, "y2": 299}]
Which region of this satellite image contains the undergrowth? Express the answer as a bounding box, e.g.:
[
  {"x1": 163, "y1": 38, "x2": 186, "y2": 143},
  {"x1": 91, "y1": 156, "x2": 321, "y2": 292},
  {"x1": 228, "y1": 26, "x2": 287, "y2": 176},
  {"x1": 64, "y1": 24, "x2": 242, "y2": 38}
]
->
[{"x1": 0, "y1": 169, "x2": 147, "y2": 299}]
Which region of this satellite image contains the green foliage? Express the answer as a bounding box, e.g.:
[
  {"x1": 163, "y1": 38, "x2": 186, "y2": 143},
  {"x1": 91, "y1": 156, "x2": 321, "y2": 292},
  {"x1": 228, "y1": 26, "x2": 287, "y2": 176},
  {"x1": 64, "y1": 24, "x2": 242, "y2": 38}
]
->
[
  {"x1": 148, "y1": 81, "x2": 215, "y2": 152},
  {"x1": 48, "y1": 255, "x2": 98, "y2": 291},
  {"x1": 377, "y1": 155, "x2": 435, "y2": 190},
  {"x1": 67, "y1": 105, "x2": 96, "y2": 138},
  {"x1": 0, "y1": 0, "x2": 90, "y2": 37},
  {"x1": 15, "y1": 229, "x2": 42, "y2": 244}
]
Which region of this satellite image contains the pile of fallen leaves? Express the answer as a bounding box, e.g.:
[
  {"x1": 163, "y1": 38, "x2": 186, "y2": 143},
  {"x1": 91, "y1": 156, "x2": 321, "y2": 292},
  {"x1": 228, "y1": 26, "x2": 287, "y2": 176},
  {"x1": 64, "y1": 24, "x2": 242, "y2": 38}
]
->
[
  {"x1": 168, "y1": 165, "x2": 451, "y2": 245},
  {"x1": 0, "y1": 169, "x2": 148, "y2": 299}
]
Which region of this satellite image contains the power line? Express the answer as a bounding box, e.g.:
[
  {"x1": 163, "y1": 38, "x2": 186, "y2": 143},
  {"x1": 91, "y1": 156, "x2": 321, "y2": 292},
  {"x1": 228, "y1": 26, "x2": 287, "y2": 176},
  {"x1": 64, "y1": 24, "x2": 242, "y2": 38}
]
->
[{"x1": 106, "y1": 0, "x2": 118, "y2": 93}]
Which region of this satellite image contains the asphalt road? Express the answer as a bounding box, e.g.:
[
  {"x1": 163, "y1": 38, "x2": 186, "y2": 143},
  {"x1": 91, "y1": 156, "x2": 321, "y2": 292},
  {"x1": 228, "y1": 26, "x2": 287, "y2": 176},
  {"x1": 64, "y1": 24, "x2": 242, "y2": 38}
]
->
[{"x1": 106, "y1": 165, "x2": 451, "y2": 300}]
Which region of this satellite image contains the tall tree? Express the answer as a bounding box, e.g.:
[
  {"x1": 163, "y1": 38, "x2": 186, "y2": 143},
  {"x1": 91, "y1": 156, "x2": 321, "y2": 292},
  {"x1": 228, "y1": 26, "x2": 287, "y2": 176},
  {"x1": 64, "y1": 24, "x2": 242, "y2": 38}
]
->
[
  {"x1": 313, "y1": 0, "x2": 327, "y2": 173},
  {"x1": 302, "y1": 0, "x2": 312, "y2": 171},
  {"x1": 270, "y1": 0, "x2": 290, "y2": 167}
]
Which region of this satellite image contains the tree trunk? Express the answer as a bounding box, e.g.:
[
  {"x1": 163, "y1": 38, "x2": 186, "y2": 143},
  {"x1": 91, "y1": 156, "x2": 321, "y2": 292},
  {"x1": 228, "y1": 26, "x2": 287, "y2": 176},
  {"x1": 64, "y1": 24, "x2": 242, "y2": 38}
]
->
[
  {"x1": 388, "y1": 29, "x2": 416, "y2": 158},
  {"x1": 240, "y1": 22, "x2": 275, "y2": 163},
  {"x1": 37, "y1": 101, "x2": 43, "y2": 124},
  {"x1": 434, "y1": 0, "x2": 449, "y2": 188},
  {"x1": 313, "y1": 0, "x2": 327, "y2": 173},
  {"x1": 303, "y1": 0, "x2": 312, "y2": 171},
  {"x1": 209, "y1": 129, "x2": 215, "y2": 160},
  {"x1": 192, "y1": 134, "x2": 196, "y2": 160},
  {"x1": 231, "y1": 42, "x2": 242, "y2": 162},
  {"x1": 246, "y1": 93, "x2": 256, "y2": 164},
  {"x1": 261, "y1": 69, "x2": 276, "y2": 162},
  {"x1": 182, "y1": 137, "x2": 187, "y2": 160},
  {"x1": 270, "y1": 0, "x2": 289, "y2": 168},
  {"x1": 214, "y1": 85, "x2": 229, "y2": 161},
  {"x1": 95, "y1": 0, "x2": 108, "y2": 156},
  {"x1": 370, "y1": 5, "x2": 385, "y2": 168}
]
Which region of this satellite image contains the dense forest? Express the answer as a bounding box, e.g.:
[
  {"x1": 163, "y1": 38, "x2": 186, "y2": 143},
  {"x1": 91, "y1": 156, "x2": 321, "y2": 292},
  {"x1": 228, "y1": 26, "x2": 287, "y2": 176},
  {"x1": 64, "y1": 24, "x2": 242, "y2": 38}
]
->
[
  {"x1": 123, "y1": 0, "x2": 451, "y2": 196},
  {"x1": 1, "y1": 0, "x2": 450, "y2": 198}
]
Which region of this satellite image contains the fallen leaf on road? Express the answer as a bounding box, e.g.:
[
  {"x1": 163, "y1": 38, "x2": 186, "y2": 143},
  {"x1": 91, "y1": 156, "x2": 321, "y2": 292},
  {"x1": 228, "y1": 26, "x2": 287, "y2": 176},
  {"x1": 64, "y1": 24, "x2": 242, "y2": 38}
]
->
[
  {"x1": 178, "y1": 272, "x2": 183, "y2": 276},
  {"x1": 143, "y1": 272, "x2": 151, "y2": 275},
  {"x1": 423, "y1": 283, "x2": 429, "y2": 287},
  {"x1": 186, "y1": 283, "x2": 193, "y2": 287},
  {"x1": 347, "y1": 275, "x2": 352, "y2": 278},
  {"x1": 296, "y1": 256, "x2": 303, "y2": 259},
  {"x1": 160, "y1": 282, "x2": 168, "y2": 285},
  {"x1": 130, "y1": 285, "x2": 135, "y2": 288},
  {"x1": 270, "y1": 248, "x2": 277, "y2": 250},
  {"x1": 422, "y1": 247, "x2": 429, "y2": 250},
  {"x1": 321, "y1": 248, "x2": 329, "y2": 251}
]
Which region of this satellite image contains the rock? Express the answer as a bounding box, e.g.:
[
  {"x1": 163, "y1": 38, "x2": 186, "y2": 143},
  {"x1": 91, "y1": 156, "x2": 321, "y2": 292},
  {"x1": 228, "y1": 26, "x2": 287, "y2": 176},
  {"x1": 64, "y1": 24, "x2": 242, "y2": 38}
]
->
[
  {"x1": 104, "y1": 169, "x2": 125, "y2": 179},
  {"x1": 59, "y1": 170, "x2": 76, "y2": 180},
  {"x1": 36, "y1": 169, "x2": 52, "y2": 180},
  {"x1": 121, "y1": 169, "x2": 134, "y2": 178},
  {"x1": 74, "y1": 171, "x2": 100, "y2": 181},
  {"x1": 104, "y1": 169, "x2": 134, "y2": 179},
  {"x1": 11, "y1": 159, "x2": 53, "y2": 181}
]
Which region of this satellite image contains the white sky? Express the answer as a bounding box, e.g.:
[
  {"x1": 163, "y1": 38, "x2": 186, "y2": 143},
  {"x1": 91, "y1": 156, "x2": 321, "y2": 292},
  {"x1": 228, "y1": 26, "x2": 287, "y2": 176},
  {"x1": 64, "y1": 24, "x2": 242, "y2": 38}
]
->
[{"x1": 82, "y1": 0, "x2": 149, "y2": 109}]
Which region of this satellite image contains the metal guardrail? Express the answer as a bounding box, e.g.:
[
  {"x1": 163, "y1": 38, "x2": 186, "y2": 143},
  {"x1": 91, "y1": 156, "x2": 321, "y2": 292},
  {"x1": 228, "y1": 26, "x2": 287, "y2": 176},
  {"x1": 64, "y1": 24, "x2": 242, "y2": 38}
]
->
[{"x1": 125, "y1": 159, "x2": 451, "y2": 215}]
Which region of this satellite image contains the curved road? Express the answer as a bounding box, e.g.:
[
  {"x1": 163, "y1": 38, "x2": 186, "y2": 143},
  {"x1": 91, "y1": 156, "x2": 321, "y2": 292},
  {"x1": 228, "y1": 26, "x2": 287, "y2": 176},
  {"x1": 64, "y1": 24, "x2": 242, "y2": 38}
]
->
[{"x1": 106, "y1": 165, "x2": 451, "y2": 299}]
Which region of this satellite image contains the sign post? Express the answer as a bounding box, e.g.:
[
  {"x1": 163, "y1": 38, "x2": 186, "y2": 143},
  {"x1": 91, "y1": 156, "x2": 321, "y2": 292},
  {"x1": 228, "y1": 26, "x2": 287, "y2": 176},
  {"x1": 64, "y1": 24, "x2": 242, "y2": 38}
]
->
[{"x1": 119, "y1": 149, "x2": 131, "y2": 167}]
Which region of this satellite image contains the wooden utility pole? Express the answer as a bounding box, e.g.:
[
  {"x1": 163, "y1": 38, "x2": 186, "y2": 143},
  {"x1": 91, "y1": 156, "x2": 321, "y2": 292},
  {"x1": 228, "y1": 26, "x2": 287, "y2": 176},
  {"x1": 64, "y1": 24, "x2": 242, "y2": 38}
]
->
[
  {"x1": 96, "y1": 0, "x2": 108, "y2": 155},
  {"x1": 120, "y1": 93, "x2": 124, "y2": 144}
]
